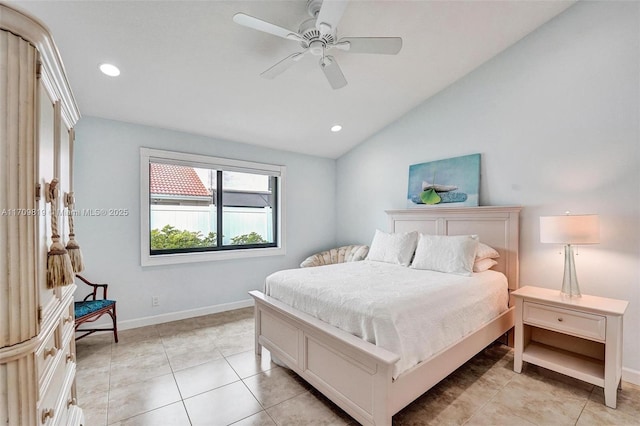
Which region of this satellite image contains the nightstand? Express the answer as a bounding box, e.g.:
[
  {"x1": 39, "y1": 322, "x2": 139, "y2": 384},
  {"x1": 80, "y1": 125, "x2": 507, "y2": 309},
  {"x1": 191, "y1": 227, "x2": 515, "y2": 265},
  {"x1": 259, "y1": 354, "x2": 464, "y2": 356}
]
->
[{"x1": 512, "y1": 286, "x2": 628, "y2": 408}]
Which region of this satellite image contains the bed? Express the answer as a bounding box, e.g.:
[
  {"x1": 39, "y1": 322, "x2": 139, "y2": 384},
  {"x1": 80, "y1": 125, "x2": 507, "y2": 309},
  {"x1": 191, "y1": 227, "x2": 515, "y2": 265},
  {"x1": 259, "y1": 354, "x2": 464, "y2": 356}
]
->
[{"x1": 249, "y1": 206, "x2": 520, "y2": 425}]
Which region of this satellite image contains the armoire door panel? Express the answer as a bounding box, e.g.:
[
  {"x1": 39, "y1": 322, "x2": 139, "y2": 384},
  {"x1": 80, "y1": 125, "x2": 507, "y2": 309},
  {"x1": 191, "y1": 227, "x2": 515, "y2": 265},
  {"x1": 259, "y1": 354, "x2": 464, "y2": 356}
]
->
[
  {"x1": 57, "y1": 119, "x2": 72, "y2": 269},
  {"x1": 37, "y1": 79, "x2": 58, "y2": 322}
]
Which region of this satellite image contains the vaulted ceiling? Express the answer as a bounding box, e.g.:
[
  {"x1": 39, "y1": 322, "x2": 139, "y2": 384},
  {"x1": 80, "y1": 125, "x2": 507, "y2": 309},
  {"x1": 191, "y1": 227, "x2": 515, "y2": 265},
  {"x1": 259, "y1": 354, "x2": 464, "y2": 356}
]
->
[{"x1": 8, "y1": 1, "x2": 575, "y2": 158}]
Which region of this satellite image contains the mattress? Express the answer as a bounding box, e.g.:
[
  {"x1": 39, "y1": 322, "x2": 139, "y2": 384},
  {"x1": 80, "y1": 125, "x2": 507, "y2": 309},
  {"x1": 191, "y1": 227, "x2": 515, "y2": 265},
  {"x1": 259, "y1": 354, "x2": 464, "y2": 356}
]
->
[{"x1": 265, "y1": 260, "x2": 509, "y2": 378}]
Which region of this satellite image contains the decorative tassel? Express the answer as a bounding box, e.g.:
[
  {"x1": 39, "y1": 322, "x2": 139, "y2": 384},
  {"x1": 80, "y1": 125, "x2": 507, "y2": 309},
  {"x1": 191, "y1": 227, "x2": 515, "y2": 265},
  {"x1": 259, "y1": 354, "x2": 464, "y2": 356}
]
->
[
  {"x1": 65, "y1": 192, "x2": 85, "y2": 272},
  {"x1": 46, "y1": 179, "x2": 75, "y2": 288},
  {"x1": 46, "y1": 240, "x2": 75, "y2": 289},
  {"x1": 66, "y1": 236, "x2": 84, "y2": 273}
]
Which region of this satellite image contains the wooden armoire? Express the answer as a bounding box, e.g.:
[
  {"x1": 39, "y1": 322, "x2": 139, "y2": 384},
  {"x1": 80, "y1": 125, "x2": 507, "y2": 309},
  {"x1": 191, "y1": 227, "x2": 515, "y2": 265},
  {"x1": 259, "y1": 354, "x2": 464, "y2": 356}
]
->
[{"x1": 0, "y1": 4, "x2": 84, "y2": 425}]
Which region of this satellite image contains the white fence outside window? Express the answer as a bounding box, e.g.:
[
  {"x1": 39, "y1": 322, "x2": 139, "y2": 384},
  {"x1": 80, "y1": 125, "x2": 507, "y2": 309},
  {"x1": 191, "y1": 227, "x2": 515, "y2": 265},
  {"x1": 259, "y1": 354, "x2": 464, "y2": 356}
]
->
[{"x1": 150, "y1": 205, "x2": 273, "y2": 245}]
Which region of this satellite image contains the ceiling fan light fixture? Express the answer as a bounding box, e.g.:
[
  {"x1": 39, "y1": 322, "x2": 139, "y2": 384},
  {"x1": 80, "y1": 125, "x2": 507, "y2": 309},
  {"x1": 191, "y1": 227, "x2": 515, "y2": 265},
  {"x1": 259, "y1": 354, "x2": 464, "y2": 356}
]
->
[
  {"x1": 99, "y1": 63, "x2": 120, "y2": 77},
  {"x1": 331, "y1": 124, "x2": 342, "y2": 132},
  {"x1": 309, "y1": 40, "x2": 325, "y2": 56}
]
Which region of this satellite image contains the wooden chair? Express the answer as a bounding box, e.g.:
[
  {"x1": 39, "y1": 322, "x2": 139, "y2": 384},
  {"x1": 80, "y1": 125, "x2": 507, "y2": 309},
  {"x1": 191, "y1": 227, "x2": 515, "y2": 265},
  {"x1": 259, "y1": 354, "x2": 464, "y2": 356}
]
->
[{"x1": 74, "y1": 275, "x2": 118, "y2": 343}]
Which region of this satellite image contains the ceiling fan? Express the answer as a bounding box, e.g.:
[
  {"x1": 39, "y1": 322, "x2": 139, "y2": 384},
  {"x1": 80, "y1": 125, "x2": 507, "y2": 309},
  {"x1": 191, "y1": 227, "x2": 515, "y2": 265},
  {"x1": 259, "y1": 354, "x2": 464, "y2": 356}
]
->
[{"x1": 233, "y1": 0, "x2": 402, "y2": 90}]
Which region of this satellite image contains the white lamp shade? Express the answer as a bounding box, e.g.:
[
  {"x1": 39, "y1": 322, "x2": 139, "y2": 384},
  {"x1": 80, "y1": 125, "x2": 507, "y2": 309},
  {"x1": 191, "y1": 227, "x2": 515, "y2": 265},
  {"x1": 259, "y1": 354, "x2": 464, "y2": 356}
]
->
[{"x1": 540, "y1": 214, "x2": 600, "y2": 244}]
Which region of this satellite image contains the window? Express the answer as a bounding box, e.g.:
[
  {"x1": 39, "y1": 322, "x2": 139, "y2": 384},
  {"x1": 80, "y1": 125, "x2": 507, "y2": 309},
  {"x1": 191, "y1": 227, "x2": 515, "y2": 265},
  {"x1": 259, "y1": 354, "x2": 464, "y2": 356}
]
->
[{"x1": 140, "y1": 148, "x2": 285, "y2": 266}]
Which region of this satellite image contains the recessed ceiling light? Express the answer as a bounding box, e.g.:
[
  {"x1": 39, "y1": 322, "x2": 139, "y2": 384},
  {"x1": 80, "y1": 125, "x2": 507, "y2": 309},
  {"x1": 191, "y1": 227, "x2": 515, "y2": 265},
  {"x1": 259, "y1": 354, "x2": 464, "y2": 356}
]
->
[
  {"x1": 331, "y1": 125, "x2": 342, "y2": 132},
  {"x1": 99, "y1": 63, "x2": 120, "y2": 77}
]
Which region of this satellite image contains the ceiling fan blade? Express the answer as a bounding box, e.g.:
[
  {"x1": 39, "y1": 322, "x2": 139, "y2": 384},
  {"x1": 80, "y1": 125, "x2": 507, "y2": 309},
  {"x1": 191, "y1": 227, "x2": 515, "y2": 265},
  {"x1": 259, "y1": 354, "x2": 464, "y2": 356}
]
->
[
  {"x1": 336, "y1": 37, "x2": 403, "y2": 55},
  {"x1": 233, "y1": 13, "x2": 303, "y2": 42},
  {"x1": 315, "y1": 0, "x2": 348, "y2": 35},
  {"x1": 320, "y1": 55, "x2": 347, "y2": 90},
  {"x1": 261, "y1": 51, "x2": 306, "y2": 79}
]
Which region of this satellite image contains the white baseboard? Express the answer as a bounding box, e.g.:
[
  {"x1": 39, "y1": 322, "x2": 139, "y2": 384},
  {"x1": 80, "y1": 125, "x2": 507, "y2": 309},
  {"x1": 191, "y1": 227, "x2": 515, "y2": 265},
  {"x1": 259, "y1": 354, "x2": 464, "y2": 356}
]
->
[
  {"x1": 115, "y1": 299, "x2": 254, "y2": 331},
  {"x1": 623, "y1": 367, "x2": 640, "y2": 386}
]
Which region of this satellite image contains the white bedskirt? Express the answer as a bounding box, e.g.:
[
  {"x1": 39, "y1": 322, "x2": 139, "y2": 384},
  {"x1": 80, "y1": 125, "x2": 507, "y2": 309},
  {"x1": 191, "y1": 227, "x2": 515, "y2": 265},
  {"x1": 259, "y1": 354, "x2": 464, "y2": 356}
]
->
[{"x1": 265, "y1": 261, "x2": 509, "y2": 378}]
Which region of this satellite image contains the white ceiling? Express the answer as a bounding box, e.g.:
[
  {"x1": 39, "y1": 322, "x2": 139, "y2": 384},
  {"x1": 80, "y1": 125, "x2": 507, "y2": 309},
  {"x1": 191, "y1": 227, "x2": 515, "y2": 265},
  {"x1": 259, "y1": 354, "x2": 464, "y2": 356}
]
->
[{"x1": 8, "y1": 0, "x2": 574, "y2": 159}]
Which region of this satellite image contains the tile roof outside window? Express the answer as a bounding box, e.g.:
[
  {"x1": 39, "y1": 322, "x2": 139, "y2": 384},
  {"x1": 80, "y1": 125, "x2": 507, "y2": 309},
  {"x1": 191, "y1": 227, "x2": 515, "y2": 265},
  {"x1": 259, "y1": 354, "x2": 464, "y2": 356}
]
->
[{"x1": 150, "y1": 163, "x2": 211, "y2": 197}]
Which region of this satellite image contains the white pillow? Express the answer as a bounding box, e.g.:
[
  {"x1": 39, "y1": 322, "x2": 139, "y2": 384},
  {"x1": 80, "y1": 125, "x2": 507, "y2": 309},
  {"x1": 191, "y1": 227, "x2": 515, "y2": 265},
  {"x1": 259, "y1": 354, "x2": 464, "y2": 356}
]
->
[
  {"x1": 411, "y1": 234, "x2": 479, "y2": 276},
  {"x1": 473, "y1": 257, "x2": 498, "y2": 273},
  {"x1": 366, "y1": 230, "x2": 418, "y2": 266},
  {"x1": 476, "y1": 242, "x2": 500, "y2": 261}
]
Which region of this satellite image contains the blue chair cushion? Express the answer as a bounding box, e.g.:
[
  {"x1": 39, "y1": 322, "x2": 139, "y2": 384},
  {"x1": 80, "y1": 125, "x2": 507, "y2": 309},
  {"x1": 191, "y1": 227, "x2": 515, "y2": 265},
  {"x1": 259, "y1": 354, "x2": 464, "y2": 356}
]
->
[{"x1": 75, "y1": 299, "x2": 116, "y2": 318}]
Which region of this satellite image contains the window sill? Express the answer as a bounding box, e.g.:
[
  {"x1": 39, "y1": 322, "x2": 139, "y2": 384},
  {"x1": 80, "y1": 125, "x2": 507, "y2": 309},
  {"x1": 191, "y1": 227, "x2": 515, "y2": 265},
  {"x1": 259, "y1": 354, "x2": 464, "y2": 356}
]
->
[{"x1": 141, "y1": 246, "x2": 286, "y2": 267}]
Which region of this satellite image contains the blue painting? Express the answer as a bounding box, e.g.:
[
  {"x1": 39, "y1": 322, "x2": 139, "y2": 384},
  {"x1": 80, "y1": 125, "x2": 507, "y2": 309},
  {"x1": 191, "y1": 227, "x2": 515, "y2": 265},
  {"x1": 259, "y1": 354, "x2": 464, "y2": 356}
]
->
[{"x1": 407, "y1": 154, "x2": 480, "y2": 208}]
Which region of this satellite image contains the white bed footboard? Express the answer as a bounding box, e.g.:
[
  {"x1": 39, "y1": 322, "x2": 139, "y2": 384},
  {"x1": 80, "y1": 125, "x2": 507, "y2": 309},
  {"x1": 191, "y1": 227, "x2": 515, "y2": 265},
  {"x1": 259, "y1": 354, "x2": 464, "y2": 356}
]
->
[
  {"x1": 251, "y1": 291, "x2": 515, "y2": 425},
  {"x1": 250, "y1": 290, "x2": 399, "y2": 426}
]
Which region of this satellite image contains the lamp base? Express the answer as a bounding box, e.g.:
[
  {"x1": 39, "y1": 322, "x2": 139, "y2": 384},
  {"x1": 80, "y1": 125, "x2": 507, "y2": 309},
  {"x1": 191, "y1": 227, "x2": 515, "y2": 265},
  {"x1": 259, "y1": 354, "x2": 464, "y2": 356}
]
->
[{"x1": 561, "y1": 244, "x2": 581, "y2": 298}]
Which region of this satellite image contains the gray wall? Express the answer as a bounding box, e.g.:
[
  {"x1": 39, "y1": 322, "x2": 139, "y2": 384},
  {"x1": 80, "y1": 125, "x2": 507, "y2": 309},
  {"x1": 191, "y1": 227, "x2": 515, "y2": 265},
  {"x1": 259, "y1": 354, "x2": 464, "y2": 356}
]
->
[
  {"x1": 336, "y1": 1, "x2": 640, "y2": 377},
  {"x1": 74, "y1": 117, "x2": 336, "y2": 325}
]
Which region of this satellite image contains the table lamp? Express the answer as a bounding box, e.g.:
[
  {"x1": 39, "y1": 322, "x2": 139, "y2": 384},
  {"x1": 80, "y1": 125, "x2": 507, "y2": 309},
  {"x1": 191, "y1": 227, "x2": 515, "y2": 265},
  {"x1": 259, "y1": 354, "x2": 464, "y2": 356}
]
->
[{"x1": 540, "y1": 213, "x2": 599, "y2": 297}]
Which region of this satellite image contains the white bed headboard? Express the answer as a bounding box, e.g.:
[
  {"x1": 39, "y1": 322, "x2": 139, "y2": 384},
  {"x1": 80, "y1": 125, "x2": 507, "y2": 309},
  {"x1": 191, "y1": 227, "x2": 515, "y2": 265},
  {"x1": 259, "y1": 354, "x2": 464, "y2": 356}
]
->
[{"x1": 386, "y1": 206, "x2": 521, "y2": 290}]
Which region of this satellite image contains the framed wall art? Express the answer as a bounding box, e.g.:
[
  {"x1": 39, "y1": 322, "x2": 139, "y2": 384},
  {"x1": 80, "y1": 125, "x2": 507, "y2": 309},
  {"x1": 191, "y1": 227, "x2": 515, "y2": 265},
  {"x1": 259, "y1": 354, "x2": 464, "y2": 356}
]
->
[{"x1": 407, "y1": 153, "x2": 480, "y2": 208}]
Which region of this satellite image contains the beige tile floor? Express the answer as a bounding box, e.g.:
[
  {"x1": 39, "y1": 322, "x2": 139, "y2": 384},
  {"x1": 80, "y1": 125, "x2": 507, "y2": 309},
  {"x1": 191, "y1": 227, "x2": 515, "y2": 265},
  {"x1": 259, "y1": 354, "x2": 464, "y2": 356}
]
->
[{"x1": 76, "y1": 307, "x2": 640, "y2": 425}]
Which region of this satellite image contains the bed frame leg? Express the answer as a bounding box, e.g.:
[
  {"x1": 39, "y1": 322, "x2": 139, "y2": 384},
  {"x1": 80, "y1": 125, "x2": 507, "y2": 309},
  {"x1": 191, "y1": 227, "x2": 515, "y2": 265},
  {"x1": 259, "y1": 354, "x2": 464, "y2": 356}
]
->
[
  {"x1": 372, "y1": 367, "x2": 393, "y2": 426},
  {"x1": 254, "y1": 303, "x2": 262, "y2": 356},
  {"x1": 374, "y1": 415, "x2": 392, "y2": 426},
  {"x1": 371, "y1": 411, "x2": 392, "y2": 426},
  {"x1": 256, "y1": 337, "x2": 262, "y2": 356}
]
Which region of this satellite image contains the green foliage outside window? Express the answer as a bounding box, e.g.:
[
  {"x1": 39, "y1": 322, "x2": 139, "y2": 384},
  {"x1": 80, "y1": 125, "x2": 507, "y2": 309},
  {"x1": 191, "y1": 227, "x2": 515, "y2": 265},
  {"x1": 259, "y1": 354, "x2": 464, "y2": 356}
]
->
[
  {"x1": 151, "y1": 225, "x2": 216, "y2": 249},
  {"x1": 151, "y1": 226, "x2": 267, "y2": 249},
  {"x1": 230, "y1": 231, "x2": 267, "y2": 245}
]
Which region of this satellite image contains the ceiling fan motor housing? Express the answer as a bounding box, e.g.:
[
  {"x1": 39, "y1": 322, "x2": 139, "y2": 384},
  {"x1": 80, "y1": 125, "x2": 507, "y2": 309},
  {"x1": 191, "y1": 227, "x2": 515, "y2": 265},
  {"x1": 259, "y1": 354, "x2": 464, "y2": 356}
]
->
[{"x1": 299, "y1": 17, "x2": 335, "y2": 54}]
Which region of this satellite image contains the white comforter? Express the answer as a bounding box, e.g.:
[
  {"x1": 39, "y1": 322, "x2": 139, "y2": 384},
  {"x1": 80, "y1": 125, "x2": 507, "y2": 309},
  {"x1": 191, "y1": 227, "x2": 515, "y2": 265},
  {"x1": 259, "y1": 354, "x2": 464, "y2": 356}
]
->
[{"x1": 265, "y1": 260, "x2": 509, "y2": 379}]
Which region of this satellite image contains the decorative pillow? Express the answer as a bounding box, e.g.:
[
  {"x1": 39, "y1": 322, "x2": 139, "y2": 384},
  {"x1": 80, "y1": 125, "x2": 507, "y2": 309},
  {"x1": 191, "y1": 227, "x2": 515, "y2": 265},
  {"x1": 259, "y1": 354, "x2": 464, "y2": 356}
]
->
[
  {"x1": 475, "y1": 242, "x2": 500, "y2": 261},
  {"x1": 473, "y1": 257, "x2": 498, "y2": 273},
  {"x1": 366, "y1": 230, "x2": 418, "y2": 266},
  {"x1": 410, "y1": 234, "x2": 479, "y2": 276},
  {"x1": 300, "y1": 245, "x2": 369, "y2": 268}
]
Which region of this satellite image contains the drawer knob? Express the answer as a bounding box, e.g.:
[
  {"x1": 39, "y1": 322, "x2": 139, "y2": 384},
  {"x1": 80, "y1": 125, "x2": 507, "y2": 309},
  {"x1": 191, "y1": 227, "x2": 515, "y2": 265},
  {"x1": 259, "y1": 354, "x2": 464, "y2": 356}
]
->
[
  {"x1": 66, "y1": 353, "x2": 75, "y2": 364},
  {"x1": 557, "y1": 317, "x2": 564, "y2": 322},
  {"x1": 63, "y1": 315, "x2": 73, "y2": 324},
  {"x1": 67, "y1": 397, "x2": 77, "y2": 408},
  {"x1": 41, "y1": 408, "x2": 54, "y2": 423},
  {"x1": 44, "y1": 347, "x2": 57, "y2": 358}
]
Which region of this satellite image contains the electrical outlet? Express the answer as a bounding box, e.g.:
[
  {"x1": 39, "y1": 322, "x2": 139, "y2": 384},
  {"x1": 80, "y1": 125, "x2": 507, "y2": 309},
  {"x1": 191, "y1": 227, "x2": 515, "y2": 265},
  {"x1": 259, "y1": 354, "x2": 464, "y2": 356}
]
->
[{"x1": 152, "y1": 296, "x2": 160, "y2": 307}]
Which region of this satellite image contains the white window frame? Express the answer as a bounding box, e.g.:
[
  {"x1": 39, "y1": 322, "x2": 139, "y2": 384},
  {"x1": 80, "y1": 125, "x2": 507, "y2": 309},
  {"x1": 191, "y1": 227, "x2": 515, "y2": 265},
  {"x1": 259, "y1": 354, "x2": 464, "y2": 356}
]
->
[{"x1": 140, "y1": 147, "x2": 286, "y2": 266}]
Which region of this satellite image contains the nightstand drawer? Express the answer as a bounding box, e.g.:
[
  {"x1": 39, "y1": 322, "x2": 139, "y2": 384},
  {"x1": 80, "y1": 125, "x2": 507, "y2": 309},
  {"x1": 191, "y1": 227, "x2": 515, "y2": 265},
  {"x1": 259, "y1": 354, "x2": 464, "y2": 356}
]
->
[{"x1": 523, "y1": 302, "x2": 606, "y2": 342}]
